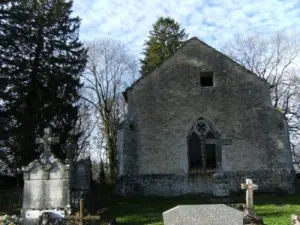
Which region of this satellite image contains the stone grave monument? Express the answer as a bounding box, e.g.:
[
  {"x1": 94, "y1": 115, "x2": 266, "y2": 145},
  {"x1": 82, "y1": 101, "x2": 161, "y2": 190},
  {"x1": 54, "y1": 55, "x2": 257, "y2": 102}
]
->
[
  {"x1": 163, "y1": 204, "x2": 243, "y2": 225},
  {"x1": 241, "y1": 179, "x2": 258, "y2": 210},
  {"x1": 240, "y1": 179, "x2": 264, "y2": 225},
  {"x1": 72, "y1": 159, "x2": 91, "y2": 190},
  {"x1": 71, "y1": 158, "x2": 92, "y2": 212},
  {"x1": 21, "y1": 128, "x2": 71, "y2": 222}
]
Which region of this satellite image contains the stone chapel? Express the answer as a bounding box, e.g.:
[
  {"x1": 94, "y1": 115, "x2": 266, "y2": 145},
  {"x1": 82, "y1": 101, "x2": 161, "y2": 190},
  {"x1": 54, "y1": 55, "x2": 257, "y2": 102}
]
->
[{"x1": 116, "y1": 37, "x2": 295, "y2": 196}]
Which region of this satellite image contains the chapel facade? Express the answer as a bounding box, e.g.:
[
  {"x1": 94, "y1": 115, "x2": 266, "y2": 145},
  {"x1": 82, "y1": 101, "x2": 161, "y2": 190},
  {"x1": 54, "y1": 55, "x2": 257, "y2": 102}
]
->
[{"x1": 116, "y1": 37, "x2": 295, "y2": 196}]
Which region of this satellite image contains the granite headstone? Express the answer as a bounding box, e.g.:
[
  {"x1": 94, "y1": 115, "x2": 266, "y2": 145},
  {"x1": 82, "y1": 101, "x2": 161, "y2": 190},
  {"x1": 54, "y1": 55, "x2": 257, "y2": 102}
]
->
[{"x1": 163, "y1": 204, "x2": 243, "y2": 225}]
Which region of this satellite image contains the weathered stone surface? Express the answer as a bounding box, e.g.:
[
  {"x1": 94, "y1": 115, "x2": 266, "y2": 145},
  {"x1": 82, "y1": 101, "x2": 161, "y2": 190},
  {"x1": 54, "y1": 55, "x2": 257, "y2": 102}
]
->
[
  {"x1": 22, "y1": 159, "x2": 71, "y2": 221},
  {"x1": 117, "y1": 169, "x2": 294, "y2": 196},
  {"x1": 241, "y1": 179, "x2": 258, "y2": 209},
  {"x1": 212, "y1": 167, "x2": 230, "y2": 197},
  {"x1": 23, "y1": 180, "x2": 44, "y2": 209},
  {"x1": 72, "y1": 159, "x2": 91, "y2": 190},
  {"x1": 22, "y1": 161, "x2": 70, "y2": 211},
  {"x1": 46, "y1": 179, "x2": 70, "y2": 208},
  {"x1": 116, "y1": 38, "x2": 295, "y2": 196},
  {"x1": 163, "y1": 204, "x2": 243, "y2": 225},
  {"x1": 213, "y1": 183, "x2": 230, "y2": 197},
  {"x1": 22, "y1": 128, "x2": 71, "y2": 217}
]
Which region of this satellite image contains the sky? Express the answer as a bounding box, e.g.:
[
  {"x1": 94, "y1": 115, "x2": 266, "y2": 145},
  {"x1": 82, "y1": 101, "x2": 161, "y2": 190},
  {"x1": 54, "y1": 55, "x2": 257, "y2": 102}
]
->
[
  {"x1": 72, "y1": 0, "x2": 300, "y2": 59},
  {"x1": 72, "y1": 0, "x2": 300, "y2": 159}
]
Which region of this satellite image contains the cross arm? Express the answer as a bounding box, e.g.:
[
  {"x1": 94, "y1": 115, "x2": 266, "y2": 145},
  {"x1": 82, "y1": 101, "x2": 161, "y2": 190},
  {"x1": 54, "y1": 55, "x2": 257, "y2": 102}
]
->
[
  {"x1": 241, "y1": 183, "x2": 258, "y2": 190},
  {"x1": 241, "y1": 183, "x2": 248, "y2": 189}
]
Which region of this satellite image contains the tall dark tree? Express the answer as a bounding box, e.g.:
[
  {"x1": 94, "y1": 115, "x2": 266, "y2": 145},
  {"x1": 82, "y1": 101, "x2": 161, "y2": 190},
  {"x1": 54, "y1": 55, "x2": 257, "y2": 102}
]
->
[
  {"x1": 140, "y1": 16, "x2": 188, "y2": 76},
  {"x1": 0, "y1": 0, "x2": 87, "y2": 172}
]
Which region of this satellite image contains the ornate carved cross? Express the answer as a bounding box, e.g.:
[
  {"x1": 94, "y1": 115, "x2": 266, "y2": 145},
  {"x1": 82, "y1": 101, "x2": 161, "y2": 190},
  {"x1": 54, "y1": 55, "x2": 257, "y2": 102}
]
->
[
  {"x1": 35, "y1": 128, "x2": 60, "y2": 164},
  {"x1": 241, "y1": 179, "x2": 258, "y2": 209}
]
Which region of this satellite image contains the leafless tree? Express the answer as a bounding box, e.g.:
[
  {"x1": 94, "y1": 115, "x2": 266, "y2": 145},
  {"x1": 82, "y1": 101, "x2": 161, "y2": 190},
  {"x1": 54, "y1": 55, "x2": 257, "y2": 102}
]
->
[
  {"x1": 222, "y1": 30, "x2": 300, "y2": 167},
  {"x1": 71, "y1": 94, "x2": 97, "y2": 162},
  {"x1": 82, "y1": 39, "x2": 137, "y2": 183},
  {"x1": 90, "y1": 131, "x2": 108, "y2": 183}
]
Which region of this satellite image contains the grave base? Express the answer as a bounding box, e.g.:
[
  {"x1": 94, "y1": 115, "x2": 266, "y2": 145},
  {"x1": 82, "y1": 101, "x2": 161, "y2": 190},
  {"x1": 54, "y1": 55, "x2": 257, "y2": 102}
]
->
[{"x1": 243, "y1": 209, "x2": 264, "y2": 225}]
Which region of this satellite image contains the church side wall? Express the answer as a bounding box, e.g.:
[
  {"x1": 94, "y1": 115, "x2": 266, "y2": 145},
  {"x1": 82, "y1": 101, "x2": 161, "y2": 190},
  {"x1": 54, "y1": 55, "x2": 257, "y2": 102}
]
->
[
  {"x1": 117, "y1": 119, "x2": 138, "y2": 177},
  {"x1": 117, "y1": 39, "x2": 295, "y2": 196}
]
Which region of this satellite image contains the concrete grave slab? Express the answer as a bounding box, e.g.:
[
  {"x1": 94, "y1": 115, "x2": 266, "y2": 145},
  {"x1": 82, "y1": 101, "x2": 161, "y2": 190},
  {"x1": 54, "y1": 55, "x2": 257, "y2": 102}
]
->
[{"x1": 163, "y1": 204, "x2": 243, "y2": 225}]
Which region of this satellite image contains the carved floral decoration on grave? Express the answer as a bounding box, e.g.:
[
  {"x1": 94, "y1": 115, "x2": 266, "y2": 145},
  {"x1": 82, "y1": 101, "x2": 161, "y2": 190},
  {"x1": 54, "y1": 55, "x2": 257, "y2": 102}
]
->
[{"x1": 36, "y1": 128, "x2": 60, "y2": 168}]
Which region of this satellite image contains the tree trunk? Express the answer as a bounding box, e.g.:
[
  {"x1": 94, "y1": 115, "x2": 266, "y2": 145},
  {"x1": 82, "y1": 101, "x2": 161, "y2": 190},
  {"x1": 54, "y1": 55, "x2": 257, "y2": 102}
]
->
[{"x1": 103, "y1": 119, "x2": 116, "y2": 184}]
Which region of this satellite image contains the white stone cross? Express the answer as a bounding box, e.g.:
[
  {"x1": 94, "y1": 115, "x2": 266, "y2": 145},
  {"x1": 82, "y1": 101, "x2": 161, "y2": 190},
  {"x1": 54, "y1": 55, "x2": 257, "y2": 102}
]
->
[
  {"x1": 36, "y1": 128, "x2": 60, "y2": 164},
  {"x1": 241, "y1": 179, "x2": 258, "y2": 209}
]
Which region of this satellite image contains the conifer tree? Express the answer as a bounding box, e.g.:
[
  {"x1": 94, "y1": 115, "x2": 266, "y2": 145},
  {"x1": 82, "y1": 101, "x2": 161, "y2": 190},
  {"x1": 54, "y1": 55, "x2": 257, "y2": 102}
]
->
[
  {"x1": 0, "y1": 0, "x2": 87, "y2": 170},
  {"x1": 140, "y1": 16, "x2": 188, "y2": 76}
]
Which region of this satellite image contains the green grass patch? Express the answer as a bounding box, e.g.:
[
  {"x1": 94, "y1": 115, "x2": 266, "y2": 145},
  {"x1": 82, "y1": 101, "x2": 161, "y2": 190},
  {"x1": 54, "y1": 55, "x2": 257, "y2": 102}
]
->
[
  {"x1": 1, "y1": 190, "x2": 300, "y2": 225},
  {"x1": 113, "y1": 193, "x2": 300, "y2": 225}
]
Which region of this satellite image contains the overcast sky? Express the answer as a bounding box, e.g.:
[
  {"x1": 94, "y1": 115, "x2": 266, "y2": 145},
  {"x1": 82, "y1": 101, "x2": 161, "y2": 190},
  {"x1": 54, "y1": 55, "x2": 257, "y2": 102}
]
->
[{"x1": 72, "y1": 0, "x2": 300, "y2": 59}]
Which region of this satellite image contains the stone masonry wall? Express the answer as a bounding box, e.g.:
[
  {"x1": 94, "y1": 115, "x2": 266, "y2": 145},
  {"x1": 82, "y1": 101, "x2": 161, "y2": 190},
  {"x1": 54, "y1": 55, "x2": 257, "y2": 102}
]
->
[
  {"x1": 117, "y1": 38, "x2": 294, "y2": 195},
  {"x1": 117, "y1": 169, "x2": 295, "y2": 196}
]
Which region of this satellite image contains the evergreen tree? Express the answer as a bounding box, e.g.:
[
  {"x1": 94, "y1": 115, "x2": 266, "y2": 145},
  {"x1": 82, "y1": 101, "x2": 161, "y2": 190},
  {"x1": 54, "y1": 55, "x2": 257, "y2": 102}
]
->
[
  {"x1": 0, "y1": 0, "x2": 87, "y2": 170},
  {"x1": 140, "y1": 16, "x2": 188, "y2": 76}
]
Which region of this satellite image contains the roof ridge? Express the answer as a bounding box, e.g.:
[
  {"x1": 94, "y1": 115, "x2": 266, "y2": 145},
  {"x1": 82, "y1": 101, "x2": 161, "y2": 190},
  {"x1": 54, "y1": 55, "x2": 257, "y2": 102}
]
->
[
  {"x1": 122, "y1": 37, "x2": 196, "y2": 101},
  {"x1": 122, "y1": 37, "x2": 270, "y2": 102}
]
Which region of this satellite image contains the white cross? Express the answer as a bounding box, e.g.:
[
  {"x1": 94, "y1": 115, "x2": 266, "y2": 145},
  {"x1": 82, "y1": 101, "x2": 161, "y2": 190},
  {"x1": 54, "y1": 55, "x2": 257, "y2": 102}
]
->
[
  {"x1": 36, "y1": 128, "x2": 60, "y2": 164},
  {"x1": 241, "y1": 179, "x2": 258, "y2": 209}
]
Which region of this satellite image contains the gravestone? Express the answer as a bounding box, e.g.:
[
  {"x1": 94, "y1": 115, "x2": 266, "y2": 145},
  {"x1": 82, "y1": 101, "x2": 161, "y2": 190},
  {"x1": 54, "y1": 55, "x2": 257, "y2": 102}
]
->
[
  {"x1": 71, "y1": 158, "x2": 92, "y2": 212},
  {"x1": 241, "y1": 179, "x2": 258, "y2": 209},
  {"x1": 240, "y1": 179, "x2": 264, "y2": 225},
  {"x1": 73, "y1": 159, "x2": 91, "y2": 190},
  {"x1": 21, "y1": 128, "x2": 71, "y2": 221},
  {"x1": 163, "y1": 204, "x2": 243, "y2": 225}
]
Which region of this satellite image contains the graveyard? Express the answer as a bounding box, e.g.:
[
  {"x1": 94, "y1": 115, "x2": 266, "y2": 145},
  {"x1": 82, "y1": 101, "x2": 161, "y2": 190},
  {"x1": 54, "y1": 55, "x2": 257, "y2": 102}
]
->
[
  {"x1": 2, "y1": 1, "x2": 300, "y2": 225},
  {"x1": 113, "y1": 193, "x2": 300, "y2": 225},
  {"x1": 2, "y1": 187, "x2": 300, "y2": 224},
  {"x1": 1, "y1": 149, "x2": 300, "y2": 225},
  {"x1": 0, "y1": 127, "x2": 299, "y2": 224}
]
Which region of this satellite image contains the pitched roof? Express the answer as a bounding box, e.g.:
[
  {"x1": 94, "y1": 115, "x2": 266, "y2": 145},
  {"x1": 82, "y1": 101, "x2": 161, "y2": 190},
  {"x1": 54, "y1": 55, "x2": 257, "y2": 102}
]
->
[{"x1": 122, "y1": 37, "x2": 270, "y2": 102}]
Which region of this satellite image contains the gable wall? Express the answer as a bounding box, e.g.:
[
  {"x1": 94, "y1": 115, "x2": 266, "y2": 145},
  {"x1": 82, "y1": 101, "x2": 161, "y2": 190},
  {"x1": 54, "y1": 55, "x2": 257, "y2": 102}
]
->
[{"x1": 126, "y1": 39, "x2": 293, "y2": 176}]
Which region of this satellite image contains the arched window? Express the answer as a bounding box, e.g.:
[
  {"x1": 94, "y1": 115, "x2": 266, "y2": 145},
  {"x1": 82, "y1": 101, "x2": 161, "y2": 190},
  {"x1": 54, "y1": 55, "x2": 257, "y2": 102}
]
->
[{"x1": 187, "y1": 118, "x2": 219, "y2": 172}]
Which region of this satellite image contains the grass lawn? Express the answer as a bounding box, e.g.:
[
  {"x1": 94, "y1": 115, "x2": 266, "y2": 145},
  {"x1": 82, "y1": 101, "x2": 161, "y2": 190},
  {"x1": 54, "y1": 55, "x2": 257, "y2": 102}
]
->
[
  {"x1": 1, "y1": 190, "x2": 300, "y2": 225},
  {"x1": 113, "y1": 193, "x2": 300, "y2": 225}
]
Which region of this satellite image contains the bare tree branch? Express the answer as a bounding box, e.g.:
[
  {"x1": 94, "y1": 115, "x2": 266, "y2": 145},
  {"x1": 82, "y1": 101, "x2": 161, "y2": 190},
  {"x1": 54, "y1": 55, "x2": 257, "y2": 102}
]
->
[
  {"x1": 82, "y1": 38, "x2": 138, "y2": 182},
  {"x1": 222, "y1": 29, "x2": 300, "y2": 168}
]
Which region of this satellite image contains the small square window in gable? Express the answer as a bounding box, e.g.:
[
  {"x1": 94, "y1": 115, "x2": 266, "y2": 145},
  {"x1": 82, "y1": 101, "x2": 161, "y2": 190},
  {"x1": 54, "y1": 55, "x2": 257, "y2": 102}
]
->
[{"x1": 200, "y1": 72, "x2": 214, "y2": 87}]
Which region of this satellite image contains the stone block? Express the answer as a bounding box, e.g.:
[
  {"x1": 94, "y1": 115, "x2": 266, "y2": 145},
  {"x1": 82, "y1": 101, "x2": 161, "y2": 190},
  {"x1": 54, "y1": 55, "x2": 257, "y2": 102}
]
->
[{"x1": 163, "y1": 204, "x2": 243, "y2": 225}]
